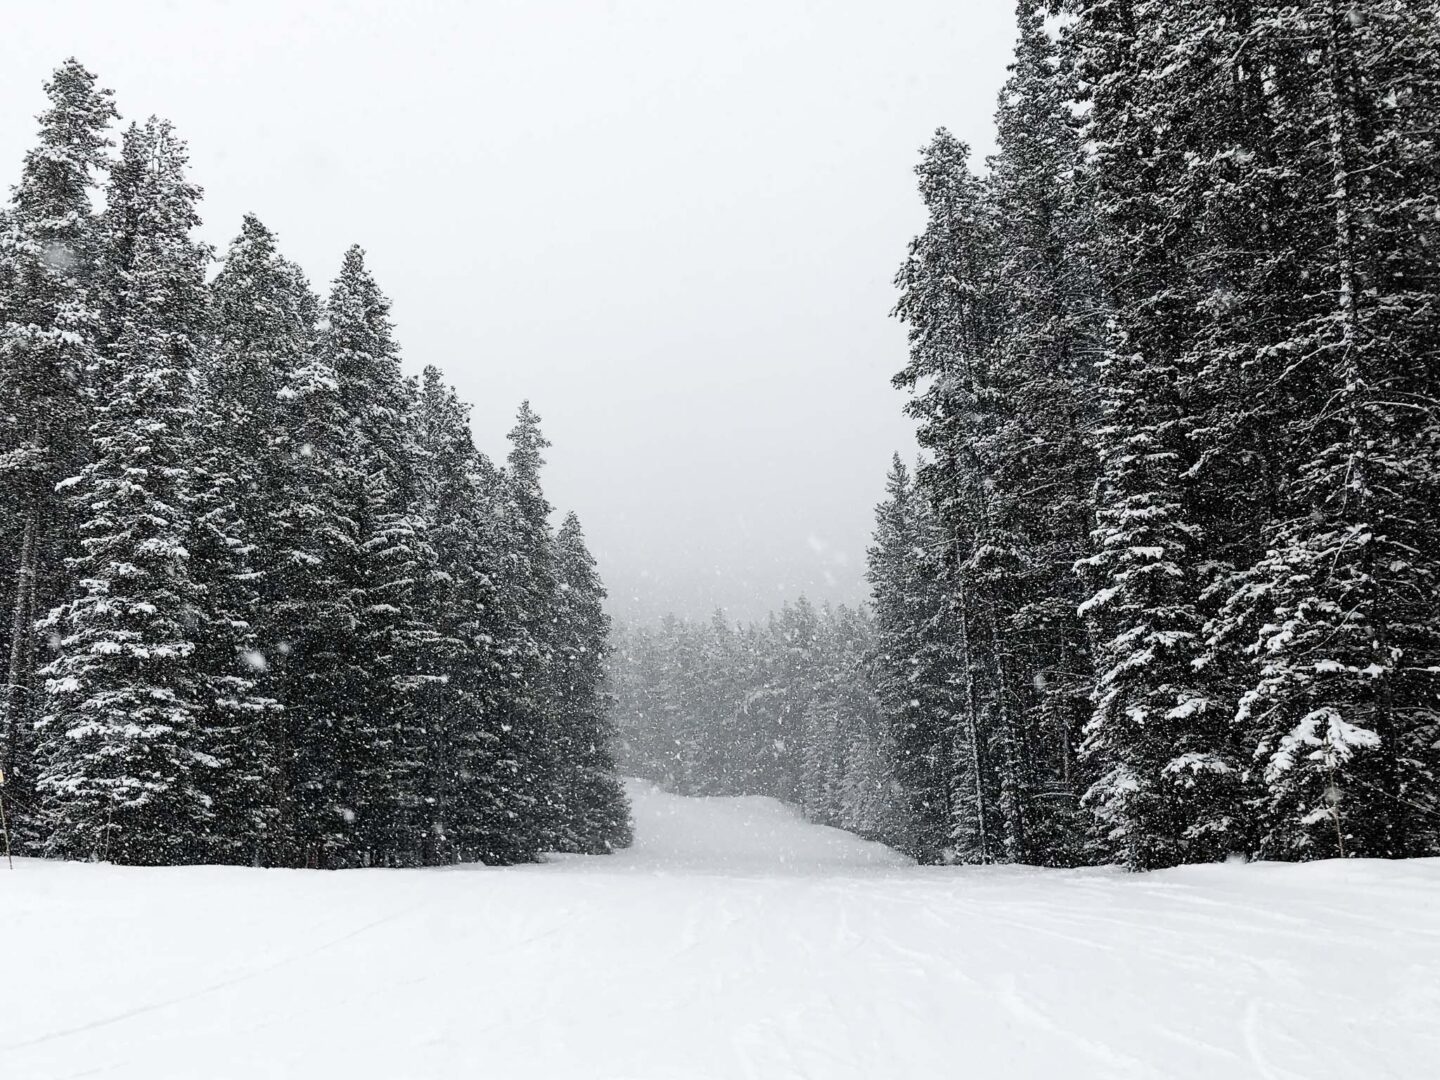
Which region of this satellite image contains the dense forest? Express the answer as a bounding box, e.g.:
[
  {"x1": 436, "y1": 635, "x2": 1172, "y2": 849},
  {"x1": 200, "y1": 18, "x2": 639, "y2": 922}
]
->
[
  {"x1": 4, "y1": 0, "x2": 1438, "y2": 877},
  {"x1": 612, "y1": 0, "x2": 1440, "y2": 869},
  {"x1": 0, "y1": 60, "x2": 630, "y2": 867},
  {"x1": 611, "y1": 603, "x2": 906, "y2": 845}
]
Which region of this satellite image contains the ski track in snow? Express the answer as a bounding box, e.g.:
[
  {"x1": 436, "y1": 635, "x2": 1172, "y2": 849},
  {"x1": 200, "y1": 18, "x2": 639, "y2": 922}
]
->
[{"x1": 1, "y1": 779, "x2": 1437, "y2": 1080}]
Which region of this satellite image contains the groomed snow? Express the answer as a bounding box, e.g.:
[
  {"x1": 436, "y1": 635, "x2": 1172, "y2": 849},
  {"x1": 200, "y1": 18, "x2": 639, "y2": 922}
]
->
[{"x1": 2, "y1": 780, "x2": 1436, "y2": 1079}]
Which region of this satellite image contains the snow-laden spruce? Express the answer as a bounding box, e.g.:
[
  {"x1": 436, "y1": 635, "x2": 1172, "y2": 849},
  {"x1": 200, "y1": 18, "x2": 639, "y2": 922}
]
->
[
  {"x1": 0, "y1": 62, "x2": 630, "y2": 867},
  {"x1": 875, "y1": 0, "x2": 1440, "y2": 868}
]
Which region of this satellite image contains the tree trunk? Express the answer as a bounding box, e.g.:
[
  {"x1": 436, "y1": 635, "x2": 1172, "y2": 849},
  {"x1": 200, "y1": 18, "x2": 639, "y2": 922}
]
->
[
  {"x1": 990, "y1": 615, "x2": 1028, "y2": 863},
  {"x1": 2, "y1": 509, "x2": 40, "y2": 781},
  {"x1": 954, "y1": 573, "x2": 991, "y2": 864}
]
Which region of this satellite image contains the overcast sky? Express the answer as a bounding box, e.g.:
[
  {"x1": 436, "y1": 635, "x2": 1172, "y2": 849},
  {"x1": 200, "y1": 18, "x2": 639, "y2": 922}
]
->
[{"x1": 2, "y1": 0, "x2": 1017, "y2": 624}]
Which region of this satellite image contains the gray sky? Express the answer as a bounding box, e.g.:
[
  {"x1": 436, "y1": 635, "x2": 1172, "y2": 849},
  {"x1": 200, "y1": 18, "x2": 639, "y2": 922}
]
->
[{"x1": 2, "y1": 0, "x2": 1017, "y2": 623}]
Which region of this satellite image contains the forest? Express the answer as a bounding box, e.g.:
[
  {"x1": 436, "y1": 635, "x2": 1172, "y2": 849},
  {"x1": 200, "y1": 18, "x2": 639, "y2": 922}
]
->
[
  {"x1": 0, "y1": 60, "x2": 629, "y2": 867},
  {"x1": 3, "y1": 0, "x2": 1438, "y2": 877},
  {"x1": 611, "y1": 0, "x2": 1440, "y2": 870}
]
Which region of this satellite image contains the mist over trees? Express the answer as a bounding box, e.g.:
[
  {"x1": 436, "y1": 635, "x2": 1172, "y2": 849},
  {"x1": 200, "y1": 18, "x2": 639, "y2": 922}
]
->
[
  {"x1": 612, "y1": 0, "x2": 1440, "y2": 869},
  {"x1": 0, "y1": 60, "x2": 629, "y2": 866}
]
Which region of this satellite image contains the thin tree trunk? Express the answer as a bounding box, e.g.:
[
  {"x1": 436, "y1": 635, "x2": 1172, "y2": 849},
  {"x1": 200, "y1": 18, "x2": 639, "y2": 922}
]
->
[
  {"x1": 954, "y1": 572, "x2": 991, "y2": 864},
  {"x1": 990, "y1": 616, "x2": 1028, "y2": 863},
  {"x1": 1057, "y1": 640, "x2": 1074, "y2": 790},
  {"x1": 2, "y1": 509, "x2": 40, "y2": 780}
]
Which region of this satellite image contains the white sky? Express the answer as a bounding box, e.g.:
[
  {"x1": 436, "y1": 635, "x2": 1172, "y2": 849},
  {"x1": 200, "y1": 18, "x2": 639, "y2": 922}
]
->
[{"x1": 2, "y1": 0, "x2": 1017, "y2": 623}]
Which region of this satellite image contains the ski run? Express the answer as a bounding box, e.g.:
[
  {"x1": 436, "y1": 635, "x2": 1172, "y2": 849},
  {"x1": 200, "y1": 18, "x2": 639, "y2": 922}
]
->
[{"x1": 2, "y1": 779, "x2": 1436, "y2": 1080}]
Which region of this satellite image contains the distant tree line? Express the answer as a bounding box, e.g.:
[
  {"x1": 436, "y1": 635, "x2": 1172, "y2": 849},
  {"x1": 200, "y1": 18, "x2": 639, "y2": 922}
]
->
[
  {"x1": 613, "y1": 0, "x2": 1440, "y2": 870},
  {"x1": 0, "y1": 60, "x2": 630, "y2": 867},
  {"x1": 611, "y1": 603, "x2": 908, "y2": 846}
]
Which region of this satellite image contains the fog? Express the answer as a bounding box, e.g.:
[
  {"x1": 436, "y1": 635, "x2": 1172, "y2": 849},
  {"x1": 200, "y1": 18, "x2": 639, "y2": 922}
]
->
[{"x1": 1, "y1": 0, "x2": 1015, "y2": 623}]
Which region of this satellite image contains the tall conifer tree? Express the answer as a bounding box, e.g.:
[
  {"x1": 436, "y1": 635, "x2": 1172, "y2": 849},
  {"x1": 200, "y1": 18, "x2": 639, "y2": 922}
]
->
[
  {"x1": 36, "y1": 119, "x2": 213, "y2": 864},
  {"x1": 0, "y1": 61, "x2": 117, "y2": 833},
  {"x1": 550, "y1": 512, "x2": 631, "y2": 852},
  {"x1": 206, "y1": 215, "x2": 336, "y2": 865}
]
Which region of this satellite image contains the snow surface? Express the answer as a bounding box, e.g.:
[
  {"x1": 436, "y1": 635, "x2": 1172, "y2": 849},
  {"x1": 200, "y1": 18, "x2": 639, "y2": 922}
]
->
[{"x1": 2, "y1": 780, "x2": 1437, "y2": 1079}]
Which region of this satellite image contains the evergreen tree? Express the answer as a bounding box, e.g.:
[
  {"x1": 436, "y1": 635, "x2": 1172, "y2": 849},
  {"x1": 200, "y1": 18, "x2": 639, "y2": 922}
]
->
[
  {"x1": 611, "y1": 618, "x2": 692, "y2": 791},
  {"x1": 550, "y1": 512, "x2": 631, "y2": 852},
  {"x1": 1227, "y1": 1, "x2": 1440, "y2": 858},
  {"x1": 866, "y1": 456, "x2": 969, "y2": 861},
  {"x1": 981, "y1": 0, "x2": 1098, "y2": 865},
  {"x1": 1068, "y1": 0, "x2": 1238, "y2": 870},
  {"x1": 494, "y1": 401, "x2": 560, "y2": 854},
  {"x1": 0, "y1": 60, "x2": 117, "y2": 839},
  {"x1": 766, "y1": 597, "x2": 821, "y2": 802},
  {"x1": 206, "y1": 214, "x2": 339, "y2": 866},
  {"x1": 35, "y1": 119, "x2": 212, "y2": 864},
  {"x1": 800, "y1": 604, "x2": 887, "y2": 836},
  {"x1": 318, "y1": 246, "x2": 438, "y2": 866},
  {"x1": 410, "y1": 366, "x2": 518, "y2": 863},
  {"x1": 891, "y1": 126, "x2": 1047, "y2": 865}
]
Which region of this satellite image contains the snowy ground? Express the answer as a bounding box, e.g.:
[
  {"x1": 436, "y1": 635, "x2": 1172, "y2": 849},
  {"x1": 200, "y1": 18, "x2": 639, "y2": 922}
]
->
[{"x1": 2, "y1": 781, "x2": 1437, "y2": 1080}]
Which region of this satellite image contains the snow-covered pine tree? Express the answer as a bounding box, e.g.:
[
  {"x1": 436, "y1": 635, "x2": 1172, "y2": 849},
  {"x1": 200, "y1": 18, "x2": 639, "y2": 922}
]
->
[
  {"x1": 351, "y1": 452, "x2": 440, "y2": 866},
  {"x1": 836, "y1": 606, "x2": 905, "y2": 843},
  {"x1": 1150, "y1": 0, "x2": 1314, "y2": 867},
  {"x1": 493, "y1": 401, "x2": 561, "y2": 855},
  {"x1": 549, "y1": 512, "x2": 631, "y2": 852},
  {"x1": 798, "y1": 613, "x2": 848, "y2": 828},
  {"x1": 764, "y1": 597, "x2": 821, "y2": 802},
  {"x1": 606, "y1": 618, "x2": 693, "y2": 793},
  {"x1": 1070, "y1": 0, "x2": 1240, "y2": 869},
  {"x1": 0, "y1": 198, "x2": 12, "y2": 671},
  {"x1": 206, "y1": 215, "x2": 349, "y2": 866},
  {"x1": 318, "y1": 246, "x2": 440, "y2": 866},
  {"x1": 410, "y1": 366, "x2": 517, "y2": 863},
  {"x1": 723, "y1": 611, "x2": 782, "y2": 799},
  {"x1": 184, "y1": 407, "x2": 280, "y2": 865},
  {"x1": 697, "y1": 615, "x2": 741, "y2": 793},
  {"x1": 800, "y1": 604, "x2": 875, "y2": 831},
  {"x1": 447, "y1": 445, "x2": 554, "y2": 863},
  {"x1": 893, "y1": 130, "x2": 1043, "y2": 863},
  {"x1": 806, "y1": 603, "x2": 906, "y2": 847},
  {"x1": 35, "y1": 119, "x2": 214, "y2": 864},
  {"x1": 607, "y1": 622, "x2": 672, "y2": 784},
  {"x1": 0, "y1": 60, "x2": 117, "y2": 841},
  {"x1": 980, "y1": 0, "x2": 1100, "y2": 865},
  {"x1": 866, "y1": 455, "x2": 972, "y2": 862},
  {"x1": 1138, "y1": 0, "x2": 1335, "y2": 863},
  {"x1": 1228, "y1": 1, "x2": 1440, "y2": 858}
]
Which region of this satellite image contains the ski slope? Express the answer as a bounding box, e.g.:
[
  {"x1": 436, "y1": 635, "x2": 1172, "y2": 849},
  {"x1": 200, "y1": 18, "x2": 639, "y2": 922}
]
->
[{"x1": 2, "y1": 780, "x2": 1436, "y2": 1079}]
